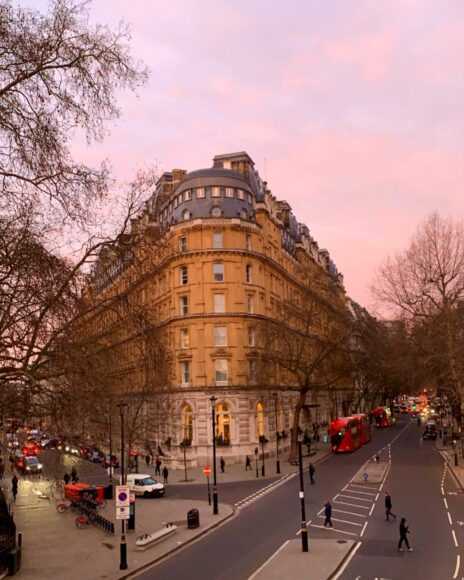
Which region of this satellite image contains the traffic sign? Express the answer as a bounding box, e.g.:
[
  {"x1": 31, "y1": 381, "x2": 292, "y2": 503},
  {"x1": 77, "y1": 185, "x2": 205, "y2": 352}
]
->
[
  {"x1": 116, "y1": 506, "x2": 130, "y2": 520},
  {"x1": 116, "y1": 485, "x2": 130, "y2": 507},
  {"x1": 203, "y1": 466, "x2": 212, "y2": 476}
]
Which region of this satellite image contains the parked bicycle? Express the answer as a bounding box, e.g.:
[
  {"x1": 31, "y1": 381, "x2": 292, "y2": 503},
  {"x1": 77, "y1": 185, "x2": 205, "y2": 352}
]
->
[{"x1": 75, "y1": 512, "x2": 97, "y2": 529}]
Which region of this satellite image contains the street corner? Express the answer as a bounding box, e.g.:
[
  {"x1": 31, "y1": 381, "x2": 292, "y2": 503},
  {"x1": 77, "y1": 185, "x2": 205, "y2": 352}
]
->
[{"x1": 249, "y1": 538, "x2": 357, "y2": 580}]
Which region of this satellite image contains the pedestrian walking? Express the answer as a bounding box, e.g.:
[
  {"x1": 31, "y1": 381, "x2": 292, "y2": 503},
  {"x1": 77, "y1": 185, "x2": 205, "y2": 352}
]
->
[
  {"x1": 145, "y1": 453, "x2": 151, "y2": 467},
  {"x1": 155, "y1": 456, "x2": 162, "y2": 475},
  {"x1": 11, "y1": 474, "x2": 18, "y2": 502},
  {"x1": 0, "y1": 459, "x2": 4, "y2": 479},
  {"x1": 385, "y1": 492, "x2": 397, "y2": 521},
  {"x1": 162, "y1": 466, "x2": 168, "y2": 484},
  {"x1": 245, "y1": 455, "x2": 252, "y2": 471},
  {"x1": 323, "y1": 500, "x2": 333, "y2": 528},
  {"x1": 309, "y1": 463, "x2": 315, "y2": 485},
  {"x1": 220, "y1": 457, "x2": 225, "y2": 473},
  {"x1": 71, "y1": 466, "x2": 78, "y2": 483},
  {"x1": 397, "y1": 517, "x2": 413, "y2": 551},
  {"x1": 63, "y1": 472, "x2": 71, "y2": 485}
]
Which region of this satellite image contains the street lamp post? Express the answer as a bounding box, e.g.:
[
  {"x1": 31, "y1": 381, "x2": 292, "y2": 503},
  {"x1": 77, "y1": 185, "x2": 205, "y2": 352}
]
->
[
  {"x1": 109, "y1": 398, "x2": 113, "y2": 490},
  {"x1": 117, "y1": 402, "x2": 128, "y2": 571},
  {"x1": 254, "y1": 446, "x2": 259, "y2": 478},
  {"x1": 274, "y1": 393, "x2": 281, "y2": 474},
  {"x1": 298, "y1": 438, "x2": 309, "y2": 552},
  {"x1": 260, "y1": 437, "x2": 266, "y2": 477},
  {"x1": 210, "y1": 396, "x2": 219, "y2": 515}
]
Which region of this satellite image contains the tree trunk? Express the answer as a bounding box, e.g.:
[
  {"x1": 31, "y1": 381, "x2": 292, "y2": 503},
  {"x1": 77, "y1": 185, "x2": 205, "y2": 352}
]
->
[{"x1": 288, "y1": 389, "x2": 308, "y2": 463}]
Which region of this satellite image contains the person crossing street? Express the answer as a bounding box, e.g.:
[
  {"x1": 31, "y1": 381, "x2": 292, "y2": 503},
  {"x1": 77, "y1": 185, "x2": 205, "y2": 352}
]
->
[
  {"x1": 398, "y1": 517, "x2": 413, "y2": 551},
  {"x1": 385, "y1": 492, "x2": 397, "y2": 521},
  {"x1": 323, "y1": 500, "x2": 333, "y2": 528}
]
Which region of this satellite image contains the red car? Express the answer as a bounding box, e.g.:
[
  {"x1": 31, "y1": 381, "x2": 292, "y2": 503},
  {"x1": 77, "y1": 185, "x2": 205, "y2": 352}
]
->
[{"x1": 22, "y1": 442, "x2": 40, "y2": 456}]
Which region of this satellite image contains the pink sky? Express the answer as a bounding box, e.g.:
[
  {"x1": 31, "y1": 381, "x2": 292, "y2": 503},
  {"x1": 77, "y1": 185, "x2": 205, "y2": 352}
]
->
[{"x1": 24, "y1": 1, "x2": 464, "y2": 309}]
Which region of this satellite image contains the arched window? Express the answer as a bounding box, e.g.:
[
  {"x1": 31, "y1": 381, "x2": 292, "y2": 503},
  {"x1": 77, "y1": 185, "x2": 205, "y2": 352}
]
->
[
  {"x1": 240, "y1": 208, "x2": 247, "y2": 220},
  {"x1": 216, "y1": 403, "x2": 231, "y2": 443},
  {"x1": 182, "y1": 404, "x2": 193, "y2": 442},
  {"x1": 256, "y1": 402, "x2": 264, "y2": 437},
  {"x1": 183, "y1": 209, "x2": 191, "y2": 221},
  {"x1": 212, "y1": 206, "x2": 222, "y2": 217}
]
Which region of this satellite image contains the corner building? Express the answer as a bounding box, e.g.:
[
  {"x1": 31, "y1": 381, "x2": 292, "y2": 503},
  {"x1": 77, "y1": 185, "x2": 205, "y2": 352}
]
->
[{"x1": 89, "y1": 152, "x2": 351, "y2": 468}]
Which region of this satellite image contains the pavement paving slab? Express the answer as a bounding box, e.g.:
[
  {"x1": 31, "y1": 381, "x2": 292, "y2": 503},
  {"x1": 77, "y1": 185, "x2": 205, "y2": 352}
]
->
[{"x1": 249, "y1": 538, "x2": 356, "y2": 580}]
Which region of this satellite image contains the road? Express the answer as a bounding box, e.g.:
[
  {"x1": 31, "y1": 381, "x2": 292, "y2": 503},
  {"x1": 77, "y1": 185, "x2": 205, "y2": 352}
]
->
[
  {"x1": 132, "y1": 419, "x2": 407, "y2": 580},
  {"x1": 339, "y1": 418, "x2": 464, "y2": 580}
]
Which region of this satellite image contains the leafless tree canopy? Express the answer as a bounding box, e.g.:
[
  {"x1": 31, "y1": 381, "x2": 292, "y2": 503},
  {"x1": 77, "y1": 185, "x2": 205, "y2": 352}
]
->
[{"x1": 0, "y1": 0, "x2": 148, "y2": 220}]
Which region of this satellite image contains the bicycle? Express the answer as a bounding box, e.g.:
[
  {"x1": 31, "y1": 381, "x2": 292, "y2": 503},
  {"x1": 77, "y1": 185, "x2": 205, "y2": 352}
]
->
[{"x1": 75, "y1": 512, "x2": 97, "y2": 529}]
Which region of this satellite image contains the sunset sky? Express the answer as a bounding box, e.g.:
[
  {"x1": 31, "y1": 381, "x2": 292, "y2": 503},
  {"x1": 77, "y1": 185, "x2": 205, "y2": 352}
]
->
[{"x1": 24, "y1": 0, "x2": 464, "y2": 309}]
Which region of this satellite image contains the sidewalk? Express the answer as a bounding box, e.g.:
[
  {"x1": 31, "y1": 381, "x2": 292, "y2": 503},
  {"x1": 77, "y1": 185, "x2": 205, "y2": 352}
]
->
[
  {"x1": 146, "y1": 442, "x2": 332, "y2": 485},
  {"x1": 6, "y1": 443, "x2": 331, "y2": 579},
  {"x1": 435, "y1": 439, "x2": 464, "y2": 491}
]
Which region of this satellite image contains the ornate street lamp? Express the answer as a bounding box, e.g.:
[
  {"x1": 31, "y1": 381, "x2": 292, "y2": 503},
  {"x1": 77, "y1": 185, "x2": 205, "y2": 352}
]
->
[
  {"x1": 210, "y1": 395, "x2": 219, "y2": 515},
  {"x1": 298, "y1": 432, "x2": 308, "y2": 552},
  {"x1": 274, "y1": 392, "x2": 281, "y2": 474}
]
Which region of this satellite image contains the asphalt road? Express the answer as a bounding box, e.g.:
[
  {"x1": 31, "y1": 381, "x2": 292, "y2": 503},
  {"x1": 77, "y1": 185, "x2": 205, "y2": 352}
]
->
[
  {"x1": 340, "y1": 418, "x2": 463, "y2": 580},
  {"x1": 132, "y1": 419, "x2": 407, "y2": 580}
]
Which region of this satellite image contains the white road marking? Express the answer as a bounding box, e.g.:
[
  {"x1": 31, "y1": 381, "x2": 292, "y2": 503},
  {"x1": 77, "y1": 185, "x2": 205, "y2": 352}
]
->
[
  {"x1": 248, "y1": 540, "x2": 290, "y2": 580},
  {"x1": 308, "y1": 523, "x2": 358, "y2": 536},
  {"x1": 331, "y1": 541, "x2": 362, "y2": 580},
  {"x1": 295, "y1": 520, "x2": 311, "y2": 535},
  {"x1": 444, "y1": 498, "x2": 449, "y2": 509},
  {"x1": 317, "y1": 515, "x2": 363, "y2": 526},
  {"x1": 344, "y1": 488, "x2": 377, "y2": 497},
  {"x1": 453, "y1": 554, "x2": 460, "y2": 579},
  {"x1": 441, "y1": 487, "x2": 445, "y2": 495},
  {"x1": 350, "y1": 483, "x2": 381, "y2": 491},
  {"x1": 332, "y1": 508, "x2": 367, "y2": 518},
  {"x1": 448, "y1": 512, "x2": 453, "y2": 525},
  {"x1": 338, "y1": 494, "x2": 372, "y2": 503},
  {"x1": 369, "y1": 504, "x2": 375, "y2": 516},
  {"x1": 360, "y1": 521, "x2": 368, "y2": 537},
  {"x1": 334, "y1": 500, "x2": 370, "y2": 510},
  {"x1": 452, "y1": 529, "x2": 458, "y2": 547},
  {"x1": 334, "y1": 493, "x2": 340, "y2": 500}
]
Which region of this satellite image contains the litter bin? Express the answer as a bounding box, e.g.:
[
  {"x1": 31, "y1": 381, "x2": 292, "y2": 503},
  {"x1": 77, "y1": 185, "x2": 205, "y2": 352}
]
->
[
  {"x1": 7, "y1": 548, "x2": 20, "y2": 575},
  {"x1": 104, "y1": 484, "x2": 113, "y2": 500},
  {"x1": 187, "y1": 508, "x2": 200, "y2": 529}
]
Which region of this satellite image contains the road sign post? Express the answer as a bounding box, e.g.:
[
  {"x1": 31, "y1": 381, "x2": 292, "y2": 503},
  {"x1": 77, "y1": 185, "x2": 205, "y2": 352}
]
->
[{"x1": 203, "y1": 466, "x2": 212, "y2": 506}]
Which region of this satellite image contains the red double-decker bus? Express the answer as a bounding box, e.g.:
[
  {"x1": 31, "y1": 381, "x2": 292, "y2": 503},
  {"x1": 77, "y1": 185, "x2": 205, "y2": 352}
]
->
[
  {"x1": 330, "y1": 417, "x2": 362, "y2": 453},
  {"x1": 352, "y1": 413, "x2": 371, "y2": 444},
  {"x1": 373, "y1": 406, "x2": 392, "y2": 428}
]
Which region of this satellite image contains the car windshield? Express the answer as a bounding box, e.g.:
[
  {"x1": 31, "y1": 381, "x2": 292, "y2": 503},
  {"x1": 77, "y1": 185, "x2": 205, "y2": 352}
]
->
[
  {"x1": 27, "y1": 457, "x2": 39, "y2": 464},
  {"x1": 140, "y1": 477, "x2": 157, "y2": 486}
]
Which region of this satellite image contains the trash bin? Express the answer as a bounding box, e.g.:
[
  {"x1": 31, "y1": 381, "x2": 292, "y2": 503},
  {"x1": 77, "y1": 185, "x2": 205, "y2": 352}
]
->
[
  {"x1": 187, "y1": 508, "x2": 200, "y2": 529},
  {"x1": 7, "y1": 548, "x2": 20, "y2": 575},
  {"x1": 104, "y1": 484, "x2": 113, "y2": 500}
]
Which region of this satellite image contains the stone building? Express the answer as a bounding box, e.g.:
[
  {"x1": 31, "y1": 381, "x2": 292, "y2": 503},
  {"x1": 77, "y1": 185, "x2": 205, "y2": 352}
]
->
[{"x1": 85, "y1": 152, "x2": 354, "y2": 468}]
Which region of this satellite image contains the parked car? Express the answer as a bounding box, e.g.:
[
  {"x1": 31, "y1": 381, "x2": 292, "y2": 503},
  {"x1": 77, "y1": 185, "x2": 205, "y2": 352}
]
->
[
  {"x1": 102, "y1": 455, "x2": 119, "y2": 469},
  {"x1": 423, "y1": 424, "x2": 437, "y2": 441},
  {"x1": 127, "y1": 474, "x2": 165, "y2": 498},
  {"x1": 90, "y1": 450, "x2": 104, "y2": 463}
]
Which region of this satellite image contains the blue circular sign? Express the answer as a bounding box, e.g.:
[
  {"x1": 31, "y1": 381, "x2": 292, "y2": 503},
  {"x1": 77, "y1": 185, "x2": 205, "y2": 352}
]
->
[{"x1": 118, "y1": 491, "x2": 128, "y2": 502}]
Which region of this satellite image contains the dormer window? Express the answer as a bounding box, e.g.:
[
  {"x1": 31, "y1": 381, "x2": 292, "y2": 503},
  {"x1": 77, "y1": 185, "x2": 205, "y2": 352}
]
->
[
  {"x1": 240, "y1": 209, "x2": 247, "y2": 220},
  {"x1": 212, "y1": 186, "x2": 221, "y2": 198},
  {"x1": 238, "y1": 190, "x2": 245, "y2": 200},
  {"x1": 184, "y1": 190, "x2": 191, "y2": 201},
  {"x1": 212, "y1": 207, "x2": 222, "y2": 218},
  {"x1": 183, "y1": 209, "x2": 191, "y2": 221},
  {"x1": 225, "y1": 188, "x2": 234, "y2": 198},
  {"x1": 196, "y1": 188, "x2": 205, "y2": 199},
  {"x1": 247, "y1": 193, "x2": 252, "y2": 204}
]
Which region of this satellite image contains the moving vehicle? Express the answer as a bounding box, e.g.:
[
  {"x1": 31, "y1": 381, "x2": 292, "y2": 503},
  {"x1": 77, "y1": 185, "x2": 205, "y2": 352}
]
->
[
  {"x1": 127, "y1": 474, "x2": 165, "y2": 497},
  {"x1": 22, "y1": 441, "x2": 40, "y2": 456},
  {"x1": 330, "y1": 417, "x2": 362, "y2": 453},
  {"x1": 102, "y1": 455, "x2": 119, "y2": 469},
  {"x1": 352, "y1": 413, "x2": 371, "y2": 444},
  {"x1": 373, "y1": 406, "x2": 393, "y2": 428},
  {"x1": 423, "y1": 424, "x2": 437, "y2": 441},
  {"x1": 23, "y1": 456, "x2": 43, "y2": 474}
]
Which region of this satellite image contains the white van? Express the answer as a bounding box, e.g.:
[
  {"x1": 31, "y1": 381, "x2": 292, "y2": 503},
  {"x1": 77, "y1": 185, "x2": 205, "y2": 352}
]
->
[{"x1": 126, "y1": 474, "x2": 165, "y2": 498}]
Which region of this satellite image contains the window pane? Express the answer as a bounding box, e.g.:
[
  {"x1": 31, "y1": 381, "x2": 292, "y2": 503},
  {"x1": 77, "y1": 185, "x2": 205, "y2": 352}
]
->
[
  {"x1": 215, "y1": 359, "x2": 228, "y2": 382},
  {"x1": 181, "y1": 361, "x2": 190, "y2": 384},
  {"x1": 180, "y1": 266, "x2": 188, "y2": 285},
  {"x1": 247, "y1": 295, "x2": 254, "y2": 313},
  {"x1": 213, "y1": 263, "x2": 224, "y2": 282},
  {"x1": 214, "y1": 326, "x2": 227, "y2": 346},
  {"x1": 246, "y1": 265, "x2": 252, "y2": 283},
  {"x1": 213, "y1": 232, "x2": 222, "y2": 249},
  {"x1": 238, "y1": 190, "x2": 244, "y2": 200},
  {"x1": 212, "y1": 186, "x2": 221, "y2": 197},
  {"x1": 214, "y1": 294, "x2": 225, "y2": 313},
  {"x1": 246, "y1": 235, "x2": 251, "y2": 250},
  {"x1": 225, "y1": 188, "x2": 234, "y2": 198},
  {"x1": 248, "y1": 327, "x2": 255, "y2": 346},
  {"x1": 181, "y1": 328, "x2": 189, "y2": 348},
  {"x1": 180, "y1": 296, "x2": 189, "y2": 315},
  {"x1": 179, "y1": 236, "x2": 187, "y2": 251},
  {"x1": 196, "y1": 188, "x2": 205, "y2": 198}
]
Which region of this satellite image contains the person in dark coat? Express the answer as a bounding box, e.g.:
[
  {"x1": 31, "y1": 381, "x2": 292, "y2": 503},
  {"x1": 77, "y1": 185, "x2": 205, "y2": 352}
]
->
[
  {"x1": 398, "y1": 517, "x2": 413, "y2": 551},
  {"x1": 220, "y1": 457, "x2": 225, "y2": 473},
  {"x1": 155, "y1": 457, "x2": 162, "y2": 475},
  {"x1": 323, "y1": 500, "x2": 333, "y2": 528},
  {"x1": 385, "y1": 492, "x2": 397, "y2": 521},
  {"x1": 145, "y1": 454, "x2": 151, "y2": 467},
  {"x1": 71, "y1": 466, "x2": 78, "y2": 483},
  {"x1": 63, "y1": 472, "x2": 71, "y2": 485},
  {"x1": 309, "y1": 463, "x2": 315, "y2": 484},
  {"x1": 11, "y1": 474, "x2": 18, "y2": 501},
  {"x1": 162, "y1": 465, "x2": 168, "y2": 484},
  {"x1": 245, "y1": 455, "x2": 252, "y2": 471}
]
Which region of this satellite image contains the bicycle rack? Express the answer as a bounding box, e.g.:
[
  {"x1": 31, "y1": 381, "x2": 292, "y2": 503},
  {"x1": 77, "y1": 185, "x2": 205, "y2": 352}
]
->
[{"x1": 69, "y1": 500, "x2": 114, "y2": 534}]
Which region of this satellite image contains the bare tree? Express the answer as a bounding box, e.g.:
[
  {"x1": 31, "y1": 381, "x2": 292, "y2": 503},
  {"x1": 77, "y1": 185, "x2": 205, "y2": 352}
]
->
[
  {"x1": 258, "y1": 274, "x2": 353, "y2": 462},
  {"x1": 373, "y1": 212, "x2": 464, "y2": 424},
  {"x1": 0, "y1": 0, "x2": 147, "y2": 221}
]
